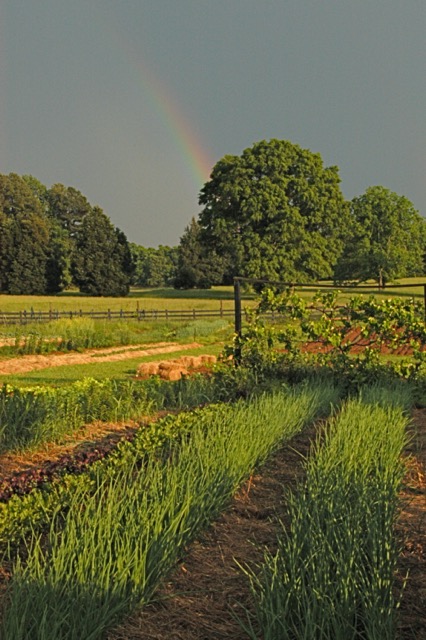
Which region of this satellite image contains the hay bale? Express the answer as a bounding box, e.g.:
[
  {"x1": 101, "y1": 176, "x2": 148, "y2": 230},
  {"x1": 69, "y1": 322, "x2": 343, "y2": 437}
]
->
[
  {"x1": 137, "y1": 362, "x2": 159, "y2": 377},
  {"x1": 167, "y1": 368, "x2": 188, "y2": 381},
  {"x1": 158, "y1": 361, "x2": 175, "y2": 371}
]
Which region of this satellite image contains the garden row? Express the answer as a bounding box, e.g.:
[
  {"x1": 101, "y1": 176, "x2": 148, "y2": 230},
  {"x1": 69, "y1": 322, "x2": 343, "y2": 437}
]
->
[
  {"x1": 242, "y1": 383, "x2": 412, "y2": 639},
  {"x1": 0, "y1": 289, "x2": 423, "y2": 638},
  {"x1": 1, "y1": 380, "x2": 339, "y2": 638}
]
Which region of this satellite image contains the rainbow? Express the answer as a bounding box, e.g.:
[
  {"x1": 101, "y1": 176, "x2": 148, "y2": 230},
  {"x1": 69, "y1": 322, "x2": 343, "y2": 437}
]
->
[{"x1": 105, "y1": 20, "x2": 215, "y2": 190}]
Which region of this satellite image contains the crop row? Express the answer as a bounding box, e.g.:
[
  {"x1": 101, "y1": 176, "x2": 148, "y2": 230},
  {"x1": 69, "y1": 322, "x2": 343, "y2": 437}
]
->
[
  {"x1": 0, "y1": 380, "x2": 339, "y2": 639},
  {"x1": 241, "y1": 383, "x2": 412, "y2": 639},
  {"x1": 0, "y1": 372, "x2": 238, "y2": 455}
]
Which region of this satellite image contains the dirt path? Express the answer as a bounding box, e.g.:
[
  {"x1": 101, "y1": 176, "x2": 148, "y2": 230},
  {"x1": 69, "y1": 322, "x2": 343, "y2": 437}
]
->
[
  {"x1": 108, "y1": 425, "x2": 314, "y2": 640},
  {"x1": 108, "y1": 411, "x2": 426, "y2": 640},
  {"x1": 0, "y1": 342, "x2": 202, "y2": 375}
]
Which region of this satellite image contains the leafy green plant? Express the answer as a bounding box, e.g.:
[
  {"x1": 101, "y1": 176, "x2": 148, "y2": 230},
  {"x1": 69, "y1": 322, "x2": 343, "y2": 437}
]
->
[{"x1": 0, "y1": 378, "x2": 154, "y2": 453}]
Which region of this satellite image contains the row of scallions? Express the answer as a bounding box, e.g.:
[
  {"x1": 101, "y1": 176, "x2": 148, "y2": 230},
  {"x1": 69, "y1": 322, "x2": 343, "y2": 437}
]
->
[{"x1": 238, "y1": 382, "x2": 413, "y2": 640}]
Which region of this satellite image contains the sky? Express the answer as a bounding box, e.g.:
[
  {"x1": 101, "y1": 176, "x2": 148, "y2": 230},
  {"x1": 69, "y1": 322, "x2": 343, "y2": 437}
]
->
[{"x1": 1, "y1": 1, "x2": 425, "y2": 247}]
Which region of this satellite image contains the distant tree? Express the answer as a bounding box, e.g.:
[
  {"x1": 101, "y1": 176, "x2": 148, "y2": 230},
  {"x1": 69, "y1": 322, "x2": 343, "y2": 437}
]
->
[
  {"x1": 0, "y1": 173, "x2": 44, "y2": 218},
  {"x1": 131, "y1": 244, "x2": 178, "y2": 288},
  {"x1": 0, "y1": 210, "x2": 12, "y2": 292},
  {"x1": 334, "y1": 186, "x2": 426, "y2": 287},
  {"x1": 0, "y1": 173, "x2": 51, "y2": 294},
  {"x1": 174, "y1": 218, "x2": 225, "y2": 289},
  {"x1": 47, "y1": 184, "x2": 92, "y2": 236},
  {"x1": 45, "y1": 222, "x2": 74, "y2": 293},
  {"x1": 72, "y1": 207, "x2": 133, "y2": 296},
  {"x1": 198, "y1": 139, "x2": 349, "y2": 283},
  {"x1": 6, "y1": 212, "x2": 51, "y2": 294}
]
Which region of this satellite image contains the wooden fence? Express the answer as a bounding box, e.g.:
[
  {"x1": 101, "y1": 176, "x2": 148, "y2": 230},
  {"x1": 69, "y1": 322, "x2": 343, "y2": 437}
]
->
[{"x1": 0, "y1": 307, "x2": 236, "y2": 326}]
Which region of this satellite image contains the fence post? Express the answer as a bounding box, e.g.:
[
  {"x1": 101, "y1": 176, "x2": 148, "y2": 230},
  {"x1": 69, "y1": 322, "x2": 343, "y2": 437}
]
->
[
  {"x1": 234, "y1": 278, "x2": 242, "y2": 365},
  {"x1": 424, "y1": 285, "x2": 426, "y2": 323}
]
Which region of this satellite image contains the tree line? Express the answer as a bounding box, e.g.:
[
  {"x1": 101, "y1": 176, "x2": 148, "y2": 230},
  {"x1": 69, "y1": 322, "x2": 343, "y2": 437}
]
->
[
  {"x1": 0, "y1": 174, "x2": 133, "y2": 296},
  {"x1": 2, "y1": 138, "x2": 425, "y2": 296}
]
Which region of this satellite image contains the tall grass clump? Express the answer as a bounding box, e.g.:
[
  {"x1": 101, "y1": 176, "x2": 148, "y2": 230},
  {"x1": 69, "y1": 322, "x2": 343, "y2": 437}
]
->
[
  {"x1": 240, "y1": 385, "x2": 411, "y2": 640},
  {"x1": 11, "y1": 318, "x2": 147, "y2": 354},
  {"x1": 1, "y1": 380, "x2": 340, "y2": 639}
]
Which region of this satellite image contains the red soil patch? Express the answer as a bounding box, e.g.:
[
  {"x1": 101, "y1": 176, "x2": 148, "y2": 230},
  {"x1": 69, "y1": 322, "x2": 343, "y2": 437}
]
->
[{"x1": 303, "y1": 327, "x2": 425, "y2": 356}]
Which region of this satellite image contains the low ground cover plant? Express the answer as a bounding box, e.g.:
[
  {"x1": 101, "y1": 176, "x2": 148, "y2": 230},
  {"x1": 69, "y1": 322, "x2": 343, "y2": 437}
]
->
[
  {"x1": 1, "y1": 380, "x2": 339, "y2": 639},
  {"x1": 239, "y1": 383, "x2": 412, "y2": 639}
]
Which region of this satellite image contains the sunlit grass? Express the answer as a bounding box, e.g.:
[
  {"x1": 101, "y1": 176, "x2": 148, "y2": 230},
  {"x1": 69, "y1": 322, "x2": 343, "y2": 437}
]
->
[
  {"x1": 0, "y1": 286, "x2": 244, "y2": 314},
  {"x1": 1, "y1": 344, "x2": 223, "y2": 387}
]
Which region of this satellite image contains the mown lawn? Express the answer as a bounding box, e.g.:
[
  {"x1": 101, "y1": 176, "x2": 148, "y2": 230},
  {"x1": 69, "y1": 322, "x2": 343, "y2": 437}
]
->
[
  {"x1": 0, "y1": 286, "x2": 244, "y2": 314},
  {"x1": 0, "y1": 344, "x2": 224, "y2": 387},
  {"x1": 0, "y1": 279, "x2": 424, "y2": 316}
]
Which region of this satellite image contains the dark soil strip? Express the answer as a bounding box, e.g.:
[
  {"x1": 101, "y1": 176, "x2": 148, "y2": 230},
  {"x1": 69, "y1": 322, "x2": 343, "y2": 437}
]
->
[
  {"x1": 395, "y1": 408, "x2": 426, "y2": 640},
  {"x1": 108, "y1": 426, "x2": 315, "y2": 640}
]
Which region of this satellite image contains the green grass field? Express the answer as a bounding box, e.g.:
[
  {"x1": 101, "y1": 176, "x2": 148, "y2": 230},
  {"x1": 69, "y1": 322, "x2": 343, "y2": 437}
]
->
[
  {"x1": 0, "y1": 286, "x2": 242, "y2": 314},
  {"x1": 0, "y1": 343, "x2": 223, "y2": 387},
  {"x1": 1, "y1": 279, "x2": 424, "y2": 316}
]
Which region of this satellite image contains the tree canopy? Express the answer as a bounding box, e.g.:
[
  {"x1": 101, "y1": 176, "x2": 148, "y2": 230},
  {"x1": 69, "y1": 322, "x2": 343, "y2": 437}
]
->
[
  {"x1": 0, "y1": 174, "x2": 51, "y2": 294},
  {"x1": 72, "y1": 207, "x2": 133, "y2": 296},
  {"x1": 198, "y1": 139, "x2": 349, "y2": 283},
  {"x1": 174, "y1": 218, "x2": 225, "y2": 289},
  {"x1": 334, "y1": 186, "x2": 426, "y2": 286},
  {"x1": 0, "y1": 173, "x2": 133, "y2": 296},
  {"x1": 130, "y1": 244, "x2": 178, "y2": 288}
]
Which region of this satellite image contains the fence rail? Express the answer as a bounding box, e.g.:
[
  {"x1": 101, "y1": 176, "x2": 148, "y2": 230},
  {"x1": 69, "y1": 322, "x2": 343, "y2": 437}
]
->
[
  {"x1": 0, "y1": 307, "x2": 237, "y2": 325},
  {"x1": 2, "y1": 280, "x2": 426, "y2": 326}
]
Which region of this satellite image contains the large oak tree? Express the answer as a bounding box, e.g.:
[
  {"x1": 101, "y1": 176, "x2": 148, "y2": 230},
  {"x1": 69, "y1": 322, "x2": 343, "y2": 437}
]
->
[{"x1": 198, "y1": 139, "x2": 349, "y2": 283}]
